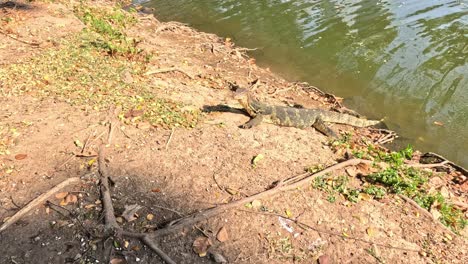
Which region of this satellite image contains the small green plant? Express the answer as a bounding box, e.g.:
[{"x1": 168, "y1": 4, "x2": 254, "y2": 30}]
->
[
  {"x1": 363, "y1": 185, "x2": 386, "y2": 199},
  {"x1": 74, "y1": 4, "x2": 140, "y2": 56}
]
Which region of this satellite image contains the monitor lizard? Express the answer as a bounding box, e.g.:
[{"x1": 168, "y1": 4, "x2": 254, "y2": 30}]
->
[{"x1": 234, "y1": 88, "x2": 381, "y2": 138}]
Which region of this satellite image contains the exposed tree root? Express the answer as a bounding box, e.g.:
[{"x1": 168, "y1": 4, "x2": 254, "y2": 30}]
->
[
  {"x1": 397, "y1": 194, "x2": 457, "y2": 237},
  {"x1": 145, "y1": 67, "x2": 194, "y2": 79},
  {"x1": 97, "y1": 107, "x2": 176, "y2": 263},
  {"x1": 0, "y1": 177, "x2": 80, "y2": 234}
]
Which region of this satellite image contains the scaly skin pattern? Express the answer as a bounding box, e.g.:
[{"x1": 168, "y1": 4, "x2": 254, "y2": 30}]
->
[{"x1": 235, "y1": 89, "x2": 380, "y2": 128}]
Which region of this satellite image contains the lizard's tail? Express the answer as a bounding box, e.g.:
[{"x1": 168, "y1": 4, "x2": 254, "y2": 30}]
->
[{"x1": 321, "y1": 111, "x2": 382, "y2": 127}]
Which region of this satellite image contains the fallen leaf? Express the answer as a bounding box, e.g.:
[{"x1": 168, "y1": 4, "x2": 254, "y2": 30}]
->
[
  {"x1": 74, "y1": 139, "x2": 83, "y2": 148},
  {"x1": 65, "y1": 194, "x2": 78, "y2": 204},
  {"x1": 55, "y1": 192, "x2": 69, "y2": 200},
  {"x1": 87, "y1": 159, "x2": 96, "y2": 167},
  {"x1": 251, "y1": 199, "x2": 262, "y2": 209},
  {"x1": 14, "y1": 154, "x2": 27, "y2": 160},
  {"x1": 358, "y1": 193, "x2": 372, "y2": 201},
  {"x1": 430, "y1": 208, "x2": 441, "y2": 220},
  {"x1": 146, "y1": 214, "x2": 154, "y2": 221},
  {"x1": 192, "y1": 236, "x2": 212, "y2": 257},
  {"x1": 216, "y1": 226, "x2": 229, "y2": 242},
  {"x1": 110, "y1": 258, "x2": 126, "y2": 264},
  {"x1": 252, "y1": 154, "x2": 265, "y2": 168},
  {"x1": 285, "y1": 209, "x2": 293, "y2": 218},
  {"x1": 122, "y1": 204, "x2": 142, "y2": 222},
  {"x1": 345, "y1": 167, "x2": 358, "y2": 177},
  {"x1": 356, "y1": 163, "x2": 370, "y2": 174},
  {"x1": 124, "y1": 109, "x2": 144, "y2": 119},
  {"x1": 226, "y1": 187, "x2": 238, "y2": 195},
  {"x1": 366, "y1": 227, "x2": 376, "y2": 237},
  {"x1": 433, "y1": 121, "x2": 444, "y2": 126},
  {"x1": 84, "y1": 204, "x2": 95, "y2": 209},
  {"x1": 151, "y1": 188, "x2": 161, "y2": 193}
]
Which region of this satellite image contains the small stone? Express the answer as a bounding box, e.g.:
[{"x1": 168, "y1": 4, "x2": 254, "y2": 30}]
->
[
  {"x1": 210, "y1": 252, "x2": 227, "y2": 263},
  {"x1": 318, "y1": 254, "x2": 330, "y2": 264}
]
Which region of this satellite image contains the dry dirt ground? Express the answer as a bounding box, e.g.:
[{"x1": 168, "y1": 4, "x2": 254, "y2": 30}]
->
[{"x1": 0, "y1": 1, "x2": 467, "y2": 263}]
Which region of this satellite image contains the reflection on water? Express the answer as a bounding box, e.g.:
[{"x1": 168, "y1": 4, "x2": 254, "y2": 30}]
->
[{"x1": 147, "y1": 0, "x2": 468, "y2": 166}]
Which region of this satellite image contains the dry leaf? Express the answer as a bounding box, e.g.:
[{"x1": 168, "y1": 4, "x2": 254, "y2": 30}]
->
[
  {"x1": 65, "y1": 194, "x2": 78, "y2": 204},
  {"x1": 252, "y1": 154, "x2": 265, "y2": 168},
  {"x1": 55, "y1": 192, "x2": 69, "y2": 200},
  {"x1": 192, "y1": 236, "x2": 212, "y2": 257},
  {"x1": 216, "y1": 226, "x2": 229, "y2": 242},
  {"x1": 146, "y1": 214, "x2": 154, "y2": 221},
  {"x1": 59, "y1": 199, "x2": 68, "y2": 206},
  {"x1": 433, "y1": 121, "x2": 444, "y2": 126},
  {"x1": 345, "y1": 167, "x2": 358, "y2": 177},
  {"x1": 122, "y1": 204, "x2": 142, "y2": 222},
  {"x1": 356, "y1": 163, "x2": 370, "y2": 174},
  {"x1": 14, "y1": 154, "x2": 27, "y2": 160},
  {"x1": 226, "y1": 187, "x2": 238, "y2": 195},
  {"x1": 366, "y1": 227, "x2": 376, "y2": 237},
  {"x1": 151, "y1": 188, "x2": 161, "y2": 193},
  {"x1": 358, "y1": 193, "x2": 372, "y2": 201},
  {"x1": 110, "y1": 258, "x2": 126, "y2": 264}
]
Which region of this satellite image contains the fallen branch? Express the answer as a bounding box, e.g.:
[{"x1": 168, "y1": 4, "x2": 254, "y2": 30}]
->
[
  {"x1": 145, "y1": 67, "x2": 194, "y2": 79},
  {"x1": 421, "y1": 152, "x2": 468, "y2": 176},
  {"x1": 148, "y1": 159, "x2": 370, "y2": 238},
  {"x1": 406, "y1": 160, "x2": 450, "y2": 169},
  {"x1": 397, "y1": 194, "x2": 456, "y2": 237},
  {"x1": 0, "y1": 177, "x2": 80, "y2": 234},
  {"x1": 0, "y1": 29, "x2": 41, "y2": 47},
  {"x1": 97, "y1": 108, "x2": 175, "y2": 263}
]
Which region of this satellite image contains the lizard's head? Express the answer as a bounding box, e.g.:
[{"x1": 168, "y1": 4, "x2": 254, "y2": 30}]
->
[
  {"x1": 234, "y1": 88, "x2": 258, "y2": 116},
  {"x1": 234, "y1": 88, "x2": 250, "y2": 105}
]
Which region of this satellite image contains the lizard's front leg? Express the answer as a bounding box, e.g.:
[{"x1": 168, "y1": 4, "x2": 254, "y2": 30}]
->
[
  {"x1": 312, "y1": 117, "x2": 338, "y2": 138},
  {"x1": 240, "y1": 115, "x2": 263, "y2": 129}
]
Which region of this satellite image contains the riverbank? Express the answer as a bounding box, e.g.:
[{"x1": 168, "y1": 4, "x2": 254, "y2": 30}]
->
[{"x1": 0, "y1": 1, "x2": 466, "y2": 263}]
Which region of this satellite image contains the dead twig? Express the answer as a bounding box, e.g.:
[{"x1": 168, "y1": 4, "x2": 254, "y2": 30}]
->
[
  {"x1": 406, "y1": 160, "x2": 450, "y2": 169},
  {"x1": 0, "y1": 177, "x2": 80, "y2": 234},
  {"x1": 0, "y1": 29, "x2": 41, "y2": 47},
  {"x1": 165, "y1": 128, "x2": 175, "y2": 150},
  {"x1": 45, "y1": 201, "x2": 92, "y2": 237},
  {"x1": 421, "y1": 152, "x2": 468, "y2": 176},
  {"x1": 397, "y1": 194, "x2": 456, "y2": 237},
  {"x1": 145, "y1": 67, "x2": 194, "y2": 79},
  {"x1": 120, "y1": 231, "x2": 176, "y2": 264}
]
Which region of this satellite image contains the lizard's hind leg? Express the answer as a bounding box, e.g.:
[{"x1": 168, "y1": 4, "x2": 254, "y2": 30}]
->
[
  {"x1": 240, "y1": 115, "x2": 263, "y2": 129},
  {"x1": 312, "y1": 117, "x2": 338, "y2": 138}
]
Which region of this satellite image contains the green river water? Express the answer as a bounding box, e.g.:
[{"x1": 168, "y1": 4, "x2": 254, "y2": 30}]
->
[{"x1": 145, "y1": 0, "x2": 468, "y2": 167}]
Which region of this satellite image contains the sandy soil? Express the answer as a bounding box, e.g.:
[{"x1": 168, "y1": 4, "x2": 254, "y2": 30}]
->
[{"x1": 0, "y1": 1, "x2": 466, "y2": 263}]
